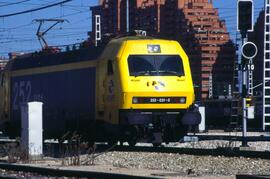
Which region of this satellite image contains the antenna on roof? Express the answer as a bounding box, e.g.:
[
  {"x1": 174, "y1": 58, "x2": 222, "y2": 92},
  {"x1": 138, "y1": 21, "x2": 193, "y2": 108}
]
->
[{"x1": 34, "y1": 19, "x2": 69, "y2": 49}]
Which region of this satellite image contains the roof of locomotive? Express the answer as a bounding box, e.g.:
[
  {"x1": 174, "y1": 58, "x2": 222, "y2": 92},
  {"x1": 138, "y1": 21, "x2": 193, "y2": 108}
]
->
[
  {"x1": 109, "y1": 36, "x2": 169, "y2": 45},
  {"x1": 5, "y1": 36, "x2": 166, "y2": 71},
  {"x1": 6, "y1": 45, "x2": 104, "y2": 71},
  {"x1": 112, "y1": 36, "x2": 155, "y2": 41}
]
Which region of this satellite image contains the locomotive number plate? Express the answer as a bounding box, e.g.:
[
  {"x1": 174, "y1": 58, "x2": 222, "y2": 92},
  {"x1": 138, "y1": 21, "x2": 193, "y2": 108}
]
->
[
  {"x1": 133, "y1": 97, "x2": 186, "y2": 104},
  {"x1": 149, "y1": 97, "x2": 171, "y2": 103}
]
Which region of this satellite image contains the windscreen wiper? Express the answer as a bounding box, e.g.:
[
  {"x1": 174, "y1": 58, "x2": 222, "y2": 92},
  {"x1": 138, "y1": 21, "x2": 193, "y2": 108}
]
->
[
  {"x1": 134, "y1": 71, "x2": 152, "y2": 77},
  {"x1": 159, "y1": 70, "x2": 184, "y2": 77}
]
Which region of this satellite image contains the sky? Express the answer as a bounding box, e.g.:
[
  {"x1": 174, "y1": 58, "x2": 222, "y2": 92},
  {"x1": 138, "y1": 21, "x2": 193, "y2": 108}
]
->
[
  {"x1": 213, "y1": 0, "x2": 265, "y2": 40},
  {"x1": 0, "y1": 0, "x2": 265, "y2": 58}
]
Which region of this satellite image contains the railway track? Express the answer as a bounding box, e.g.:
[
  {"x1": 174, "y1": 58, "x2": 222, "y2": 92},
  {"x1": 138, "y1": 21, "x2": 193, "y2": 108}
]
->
[
  {"x1": 236, "y1": 175, "x2": 270, "y2": 179},
  {"x1": 0, "y1": 164, "x2": 269, "y2": 179},
  {"x1": 0, "y1": 138, "x2": 269, "y2": 178},
  {"x1": 1, "y1": 134, "x2": 270, "y2": 159},
  {"x1": 0, "y1": 162, "x2": 162, "y2": 179},
  {"x1": 95, "y1": 143, "x2": 270, "y2": 159},
  {"x1": 0, "y1": 152, "x2": 268, "y2": 179},
  {"x1": 192, "y1": 134, "x2": 270, "y2": 142}
]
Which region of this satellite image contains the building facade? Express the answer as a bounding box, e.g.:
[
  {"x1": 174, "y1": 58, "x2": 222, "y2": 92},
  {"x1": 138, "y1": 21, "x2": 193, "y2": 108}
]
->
[{"x1": 90, "y1": 0, "x2": 236, "y2": 100}]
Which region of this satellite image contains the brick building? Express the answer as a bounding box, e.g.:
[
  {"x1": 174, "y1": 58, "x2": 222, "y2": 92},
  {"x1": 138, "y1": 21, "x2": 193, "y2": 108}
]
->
[{"x1": 90, "y1": 0, "x2": 236, "y2": 100}]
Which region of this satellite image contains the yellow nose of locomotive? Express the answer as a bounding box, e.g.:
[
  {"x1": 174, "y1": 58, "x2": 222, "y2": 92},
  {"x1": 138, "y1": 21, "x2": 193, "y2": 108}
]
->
[
  {"x1": 118, "y1": 39, "x2": 195, "y2": 110},
  {"x1": 122, "y1": 76, "x2": 194, "y2": 109}
]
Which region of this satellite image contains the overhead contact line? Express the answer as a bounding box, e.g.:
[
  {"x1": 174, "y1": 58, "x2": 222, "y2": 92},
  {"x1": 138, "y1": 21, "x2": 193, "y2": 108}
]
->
[{"x1": 0, "y1": 0, "x2": 72, "y2": 18}]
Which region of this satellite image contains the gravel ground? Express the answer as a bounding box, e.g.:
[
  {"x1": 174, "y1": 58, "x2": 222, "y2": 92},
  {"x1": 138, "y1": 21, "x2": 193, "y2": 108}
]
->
[
  {"x1": 0, "y1": 150, "x2": 268, "y2": 179},
  {"x1": 0, "y1": 169, "x2": 56, "y2": 178},
  {"x1": 92, "y1": 151, "x2": 270, "y2": 176},
  {"x1": 166, "y1": 131, "x2": 270, "y2": 151},
  {"x1": 1, "y1": 132, "x2": 270, "y2": 179},
  {"x1": 166, "y1": 140, "x2": 270, "y2": 151},
  {"x1": 92, "y1": 136, "x2": 270, "y2": 178}
]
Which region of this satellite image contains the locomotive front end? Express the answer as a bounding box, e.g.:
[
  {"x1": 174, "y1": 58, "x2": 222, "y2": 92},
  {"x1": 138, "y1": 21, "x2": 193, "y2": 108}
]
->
[{"x1": 118, "y1": 39, "x2": 200, "y2": 145}]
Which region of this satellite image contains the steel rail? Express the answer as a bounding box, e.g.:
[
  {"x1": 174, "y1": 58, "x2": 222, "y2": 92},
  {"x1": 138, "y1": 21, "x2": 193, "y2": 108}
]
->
[
  {"x1": 0, "y1": 162, "x2": 162, "y2": 179},
  {"x1": 236, "y1": 175, "x2": 270, "y2": 179}
]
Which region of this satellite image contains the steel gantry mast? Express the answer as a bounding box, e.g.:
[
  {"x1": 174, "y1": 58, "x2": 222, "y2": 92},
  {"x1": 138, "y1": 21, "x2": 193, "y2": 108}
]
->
[{"x1": 263, "y1": 0, "x2": 270, "y2": 130}]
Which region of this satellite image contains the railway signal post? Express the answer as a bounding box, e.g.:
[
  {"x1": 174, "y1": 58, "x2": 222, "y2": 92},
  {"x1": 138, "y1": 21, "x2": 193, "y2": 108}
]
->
[{"x1": 237, "y1": 0, "x2": 256, "y2": 147}]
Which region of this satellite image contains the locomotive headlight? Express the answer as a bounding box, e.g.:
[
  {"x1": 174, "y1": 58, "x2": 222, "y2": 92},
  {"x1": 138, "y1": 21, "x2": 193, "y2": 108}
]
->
[
  {"x1": 147, "y1": 45, "x2": 161, "y2": 53},
  {"x1": 132, "y1": 97, "x2": 138, "y2": 104},
  {"x1": 179, "y1": 97, "x2": 186, "y2": 104}
]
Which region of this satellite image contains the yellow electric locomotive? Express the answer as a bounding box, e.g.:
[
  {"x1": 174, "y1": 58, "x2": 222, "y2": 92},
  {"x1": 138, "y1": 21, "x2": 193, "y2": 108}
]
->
[
  {"x1": 97, "y1": 36, "x2": 200, "y2": 145},
  {"x1": 0, "y1": 36, "x2": 200, "y2": 145}
]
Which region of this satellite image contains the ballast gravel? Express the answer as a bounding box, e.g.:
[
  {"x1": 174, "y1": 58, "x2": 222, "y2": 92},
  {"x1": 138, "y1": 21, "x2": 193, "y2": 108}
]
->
[
  {"x1": 93, "y1": 151, "x2": 270, "y2": 176},
  {"x1": 1, "y1": 135, "x2": 270, "y2": 178}
]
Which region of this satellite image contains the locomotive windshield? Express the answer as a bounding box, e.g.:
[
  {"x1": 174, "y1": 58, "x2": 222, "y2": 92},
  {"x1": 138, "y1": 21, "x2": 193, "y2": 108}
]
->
[{"x1": 128, "y1": 55, "x2": 184, "y2": 77}]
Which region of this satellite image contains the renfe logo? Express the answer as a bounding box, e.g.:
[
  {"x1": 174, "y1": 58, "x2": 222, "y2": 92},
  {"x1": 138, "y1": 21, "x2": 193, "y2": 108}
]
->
[{"x1": 153, "y1": 81, "x2": 165, "y2": 91}]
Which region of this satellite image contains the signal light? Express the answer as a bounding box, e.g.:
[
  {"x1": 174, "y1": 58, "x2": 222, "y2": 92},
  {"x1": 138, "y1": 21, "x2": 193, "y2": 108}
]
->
[
  {"x1": 246, "y1": 97, "x2": 252, "y2": 107},
  {"x1": 237, "y1": 0, "x2": 253, "y2": 33},
  {"x1": 241, "y1": 41, "x2": 257, "y2": 59}
]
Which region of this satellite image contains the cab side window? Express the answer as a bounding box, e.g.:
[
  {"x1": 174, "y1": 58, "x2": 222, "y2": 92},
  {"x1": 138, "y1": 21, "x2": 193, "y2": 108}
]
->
[
  {"x1": 0, "y1": 73, "x2": 4, "y2": 87},
  {"x1": 107, "y1": 60, "x2": 114, "y2": 75}
]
